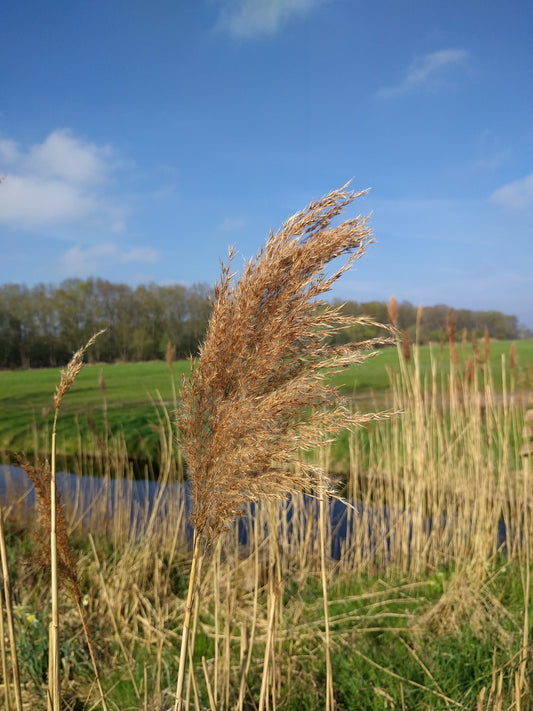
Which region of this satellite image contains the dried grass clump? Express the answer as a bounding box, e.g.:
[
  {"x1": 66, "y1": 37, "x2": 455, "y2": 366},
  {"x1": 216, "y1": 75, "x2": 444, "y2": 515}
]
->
[{"x1": 177, "y1": 184, "x2": 393, "y2": 542}]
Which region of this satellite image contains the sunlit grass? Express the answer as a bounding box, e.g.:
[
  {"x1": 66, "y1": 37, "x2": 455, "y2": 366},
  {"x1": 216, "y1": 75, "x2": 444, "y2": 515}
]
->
[{"x1": 2, "y1": 340, "x2": 532, "y2": 463}]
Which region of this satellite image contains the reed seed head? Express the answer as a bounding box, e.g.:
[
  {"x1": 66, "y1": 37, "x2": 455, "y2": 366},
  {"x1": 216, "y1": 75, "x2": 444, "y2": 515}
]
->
[
  {"x1": 54, "y1": 330, "x2": 106, "y2": 411},
  {"x1": 446, "y1": 308, "x2": 456, "y2": 346},
  {"x1": 509, "y1": 342, "x2": 516, "y2": 372},
  {"x1": 177, "y1": 185, "x2": 394, "y2": 541},
  {"x1": 166, "y1": 341, "x2": 174, "y2": 374},
  {"x1": 18, "y1": 457, "x2": 82, "y2": 602},
  {"x1": 401, "y1": 330, "x2": 411, "y2": 363},
  {"x1": 388, "y1": 295, "x2": 398, "y2": 327},
  {"x1": 415, "y1": 304, "x2": 423, "y2": 336}
]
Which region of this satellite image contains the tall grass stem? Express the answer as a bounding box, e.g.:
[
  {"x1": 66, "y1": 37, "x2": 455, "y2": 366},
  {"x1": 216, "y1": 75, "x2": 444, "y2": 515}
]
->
[
  {"x1": 174, "y1": 532, "x2": 204, "y2": 711},
  {"x1": 0, "y1": 497, "x2": 23, "y2": 711}
]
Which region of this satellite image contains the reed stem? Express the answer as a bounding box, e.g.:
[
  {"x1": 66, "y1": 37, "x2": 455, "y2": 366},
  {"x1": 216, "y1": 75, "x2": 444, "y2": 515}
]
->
[
  {"x1": 174, "y1": 532, "x2": 203, "y2": 711},
  {"x1": 319, "y1": 477, "x2": 334, "y2": 711},
  {"x1": 48, "y1": 418, "x2": 60, "y2": 711},
  {"x1": 0, "y1": 497, "x2": 23, "y2": 711}
]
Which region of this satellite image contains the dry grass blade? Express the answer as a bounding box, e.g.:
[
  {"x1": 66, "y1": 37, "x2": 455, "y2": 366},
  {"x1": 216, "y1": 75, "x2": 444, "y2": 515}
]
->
[{"x1": 177, "y1": 184, "x2": 393, "y2": 542}]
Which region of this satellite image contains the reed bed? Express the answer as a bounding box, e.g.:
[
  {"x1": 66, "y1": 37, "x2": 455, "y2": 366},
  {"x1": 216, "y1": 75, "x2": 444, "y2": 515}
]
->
[{"x1": 0, "y1": 188, "x2": 531, "y2": 710}]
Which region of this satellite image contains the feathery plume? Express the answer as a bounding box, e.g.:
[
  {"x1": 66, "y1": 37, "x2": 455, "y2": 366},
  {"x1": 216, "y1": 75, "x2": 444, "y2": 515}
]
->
[{"x1": 176, "y1": 185, "x2": 394, "y2": 542}]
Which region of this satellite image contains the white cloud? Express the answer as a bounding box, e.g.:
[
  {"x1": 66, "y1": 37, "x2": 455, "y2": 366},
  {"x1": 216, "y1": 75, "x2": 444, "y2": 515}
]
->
[
  {"x1": 0, "y1": 129, "x2": 122, "y2": 229},
  {"x1": 0, "y1": 174, "x2": 97, "y2": 227},
  {"x1": 490, "y1": 172, "x2": 533, "y2": 210},
  {"x1": 61, "y1": 243, "x2": 160, "y2": 276},
  {"x1": 377, "y1": 49, "x2": 469, "y2": 98},
  {"x1": 24, "y1": 129, "x2": 111, "y2": 185},
  {"x1": 217, "y1": 0, "x2": 322, "y2": 38}
]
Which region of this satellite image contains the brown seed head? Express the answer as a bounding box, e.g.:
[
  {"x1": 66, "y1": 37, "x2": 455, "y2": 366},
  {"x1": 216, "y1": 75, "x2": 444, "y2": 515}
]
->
[
  {"x1": 388, "y1": 295, "x2": 398, "y2": 327},
  {"x1": 54, "y1": 330, "x2": 106, "y2": 411},
  {"x1": 415, "y1": 304, "x2": 423, "y2": 336},
  {"x1": 17, "y1": 457, "x2": 81, "y2": 602},
  {"x1": 510, "y1": 342, "x2": 517, "y2": 371},
  {"x1": 177, "y1": 186, "x2": 394, "y2": 541},
  {"x1": 446, "y1": 308, "x2": 456, "y2": 346},
  {"x1": 166, "y1": 341, "x2": 174, "y2": 374},
  {"x1": 401, "y1": 330, "x2": 411, "y2": 363}
]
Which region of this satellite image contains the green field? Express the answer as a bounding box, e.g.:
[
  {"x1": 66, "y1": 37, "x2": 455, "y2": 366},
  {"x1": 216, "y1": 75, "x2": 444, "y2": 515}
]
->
[
  {"x1": 1, "y1": 339, "x2": 532, "y2": 467},
  {"x1": 0, "y1": 360, "x2": 189, "y2": 464}
]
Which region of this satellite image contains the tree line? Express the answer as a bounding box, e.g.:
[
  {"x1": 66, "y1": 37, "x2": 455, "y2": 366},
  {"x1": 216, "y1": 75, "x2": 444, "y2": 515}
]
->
[
  {"x1": 0, "y1": 278, "x2": 529, "y2": 369},
  {"x1": 330, "y1": 298, "x2": 530, "y2": 347}
]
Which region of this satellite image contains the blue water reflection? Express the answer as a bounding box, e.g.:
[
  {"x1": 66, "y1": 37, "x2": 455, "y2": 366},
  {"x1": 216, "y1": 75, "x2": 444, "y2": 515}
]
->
[{"x1": 0, "y1": 465, "x2": 509, "y2": 561}]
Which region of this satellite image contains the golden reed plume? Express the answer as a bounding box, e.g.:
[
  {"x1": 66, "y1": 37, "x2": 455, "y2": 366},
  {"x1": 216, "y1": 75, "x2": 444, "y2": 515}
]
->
[{"x1": 177, "y1": 184, "x2": 393, "y2": 542}]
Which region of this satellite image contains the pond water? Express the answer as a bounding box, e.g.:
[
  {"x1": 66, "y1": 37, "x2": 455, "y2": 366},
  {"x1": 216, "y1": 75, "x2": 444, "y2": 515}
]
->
[{"x1": 0, "y1": 464, "x2": 509, "y2": 561}]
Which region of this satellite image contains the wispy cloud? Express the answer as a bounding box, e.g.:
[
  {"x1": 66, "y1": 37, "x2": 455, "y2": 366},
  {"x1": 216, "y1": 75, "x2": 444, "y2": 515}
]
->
[
  {"x1": 377, "y1": 49, "x2": 469, "y2": 98},
  {"x1": 490, "y1": 172, "x2": 533, "y2": 210},
  {"x1": 216, "y1": 0, "x2": 322, "y2": 38},
  {"x1": 0, "y1": 129, "x2": 124, "y2": 230},
  {"x1": 473, "y1": 130, "x2": 510, "y2": 172},
  {"x1": 61, "y1": 243, "x2": 160, "y2": 277},
  {"x1": 219, "y1": 216, "x2": 246, "y2": 232}
]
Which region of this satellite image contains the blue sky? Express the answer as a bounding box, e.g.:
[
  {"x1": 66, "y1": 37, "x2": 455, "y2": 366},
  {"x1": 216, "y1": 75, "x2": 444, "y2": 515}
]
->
[{"x1": 1, "y1": 0, "x2": 532, "y2": 328}]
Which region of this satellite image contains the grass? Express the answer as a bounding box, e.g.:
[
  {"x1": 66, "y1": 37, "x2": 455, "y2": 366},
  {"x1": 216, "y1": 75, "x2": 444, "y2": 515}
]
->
[
  {"x1": 2, "y1": 515, "x2": 530, "y2": 709},
  {"x1": 0, "y1": 361, "x2": 190, "y2": 466},
  {"x1": 1, "y1": 340, "x2": 532, "y2": 468}
]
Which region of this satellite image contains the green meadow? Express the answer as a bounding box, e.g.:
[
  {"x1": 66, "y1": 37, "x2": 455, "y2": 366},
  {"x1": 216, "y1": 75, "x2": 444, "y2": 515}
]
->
[{"x1": 1, "y1": 338, "x2": 532, "y2": 468}]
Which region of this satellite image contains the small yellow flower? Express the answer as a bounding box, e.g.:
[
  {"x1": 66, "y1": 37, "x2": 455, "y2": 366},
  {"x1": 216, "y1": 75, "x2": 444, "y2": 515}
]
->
[
  {"x1": 26, "y1": 614, "x2": 36, "y2": 624},
  {"x1": 82, "y1": 594, "x2": 89, "y2": 607}
]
